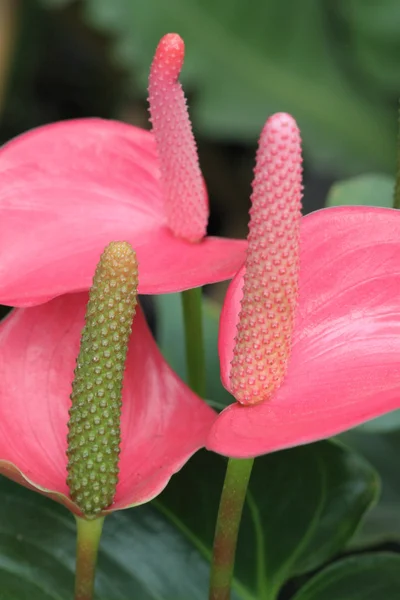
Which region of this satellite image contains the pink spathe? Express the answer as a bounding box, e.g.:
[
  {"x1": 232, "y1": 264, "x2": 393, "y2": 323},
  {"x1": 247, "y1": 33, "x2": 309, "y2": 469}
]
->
[
  {"x1": 0, "y1": 295, "x2": 216, "y2": 514},
  {"x1": 210, "y1": 205, "x2": 400, "y2": 457},
  {"x1": 208, "y1": 111, "x2": 400, "y2": 458}
]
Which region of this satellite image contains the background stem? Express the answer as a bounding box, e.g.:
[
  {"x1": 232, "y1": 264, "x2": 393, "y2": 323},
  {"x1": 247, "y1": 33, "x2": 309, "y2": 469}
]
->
[
  {"x1": 74, "y1": 516, "x2": 105, "y2": 600},
  {"x1": 394, "y1": 102, "x2": 400, "y2": 209},
  {"x1": 181, "y1": 287, "x2": 206, "y2": 397},
  {"x1": 209, "y1": 457, "x2": 254, "y2": 600}
]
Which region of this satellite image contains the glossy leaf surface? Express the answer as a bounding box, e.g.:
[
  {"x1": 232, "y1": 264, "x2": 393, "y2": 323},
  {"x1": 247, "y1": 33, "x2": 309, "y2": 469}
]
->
[
  {"x1": 0, "y1": 440, "x2": 376, "y2": 598},
  {"x1": 292, "y1": 553, "x2": 400, "y2": 600}
]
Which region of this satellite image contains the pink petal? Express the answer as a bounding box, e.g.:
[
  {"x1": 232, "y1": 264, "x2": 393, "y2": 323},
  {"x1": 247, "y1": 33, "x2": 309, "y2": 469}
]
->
[
  {"x1": 0, "y1": 119, "x2": 246, "y2": 306},
  {"x1": 0, "y1": 295, "x2": 216, "y2": 514},
  {"x1": 208, "y1": 206, "x2": 400, "y2": 457}
]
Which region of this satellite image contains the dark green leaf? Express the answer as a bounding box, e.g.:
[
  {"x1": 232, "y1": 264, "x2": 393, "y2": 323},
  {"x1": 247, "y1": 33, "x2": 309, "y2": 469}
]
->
[
  {"x1": 291, "y1": 553, "x2": 400, "y2": 600},
  {"x1": 290, "y1": 442, "x2": 379, "y2": 576},
  {"x1": 0, "y1": 476, "x2": 210, "y2": 600},
  {"x1": 325, "y1": 174, "x2": 394, "y2": 208},
  {"x1": 356, "y1": 410, "x2": 400, "y2": 433},
  {"x1": 0, "y1": 440, "x2": 377, "y2": 599},
  {"x1": 158, "y1": 441, "x2": 378, "y2": 599},
  {"x1": 341, "y1": 429, "x2": 400, "y2": 548}
]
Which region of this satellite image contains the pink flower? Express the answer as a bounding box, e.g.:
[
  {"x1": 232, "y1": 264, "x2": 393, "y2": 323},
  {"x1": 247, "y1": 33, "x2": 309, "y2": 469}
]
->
[
  {"x1": 0, "y1": 292, "x2": 216, "y2": 514},
  {"x1": 0, "y1": 34, "x2": 245, "y2": 307},
  {"x1": 207, "y1": 113, "x2": 400, "y2": 457}
]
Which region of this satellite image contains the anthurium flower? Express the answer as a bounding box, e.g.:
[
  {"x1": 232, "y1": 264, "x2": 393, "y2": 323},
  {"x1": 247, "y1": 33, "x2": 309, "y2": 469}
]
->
[
  {"x1": 207, "y1": 113, "x2": 400, "y2": 458},
  {"x1": 0, "y1": 33, "x2": 245, "y2": 307},
  {"x1": 0, "y1": 254, "x2": 216, "y2": 515}
]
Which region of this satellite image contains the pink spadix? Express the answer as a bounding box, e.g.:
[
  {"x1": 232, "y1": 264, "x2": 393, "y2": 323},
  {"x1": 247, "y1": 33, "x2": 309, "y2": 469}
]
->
[
  {"x1": 148, "y1": 33, "x2": 208, "y2": 242},
  {"x1": 230, "y1": 114, "x2": 302, "y2": 404}
]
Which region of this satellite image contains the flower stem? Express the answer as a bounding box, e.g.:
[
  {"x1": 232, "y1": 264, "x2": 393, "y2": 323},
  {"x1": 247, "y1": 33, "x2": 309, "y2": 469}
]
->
[
  {"x1": 209, "y1": 457, "x2": 254, "y2": 600},
  {"x1": 74, "y1": 516, "x2": 105, "y2": 600},
  {"x1": 181, "y1": 287, "x2": 206, "y2": 398},
  {"x1": 394, "y1": 102, "x2": 400, "y2": 210}
]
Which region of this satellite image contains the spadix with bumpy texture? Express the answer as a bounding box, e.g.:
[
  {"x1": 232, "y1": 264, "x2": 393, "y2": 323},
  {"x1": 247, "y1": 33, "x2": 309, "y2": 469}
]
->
[
  {"x1": 148, "y1": 33, "x2": 208, "y2": 242},
  {"x1": 67, "y1": 242, "x2": 138, "y2": 517},
  {"x1": 230, "y1": 113, "x2": 302, "y2": 405}
]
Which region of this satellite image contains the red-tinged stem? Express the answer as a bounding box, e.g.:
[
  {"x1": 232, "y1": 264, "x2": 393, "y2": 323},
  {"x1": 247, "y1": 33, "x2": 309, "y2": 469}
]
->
[
  {"x1": 74, "y1": 516, "x2": 105, "y2": 600},
  {"x1": 209, "y1": 457, "x2": 254, "y2": 600}
]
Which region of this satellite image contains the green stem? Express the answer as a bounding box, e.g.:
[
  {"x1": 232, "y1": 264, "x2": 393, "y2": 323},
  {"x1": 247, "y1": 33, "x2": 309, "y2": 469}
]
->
[
  {"x1": 74, "y1": 516, "x2": 105, "y2": 600},
  {"x1": 181, "y1": 287, "x2": 206, "y2": 397},
  {"x1": 209, "y1": 458, "x2": 254, "y2": 600},
  {"x1": 394, "y1": 101, "x2": 400, "y2": 209}
]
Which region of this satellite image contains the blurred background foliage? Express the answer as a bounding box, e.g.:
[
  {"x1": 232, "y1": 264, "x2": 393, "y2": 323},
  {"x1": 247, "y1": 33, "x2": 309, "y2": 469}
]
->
[
  {"x1": 0, "y1": 0, "x2": 399, "y2": 239},
  {"x1": 1, "y1": 2, "x2": 400, "y2": 596}
]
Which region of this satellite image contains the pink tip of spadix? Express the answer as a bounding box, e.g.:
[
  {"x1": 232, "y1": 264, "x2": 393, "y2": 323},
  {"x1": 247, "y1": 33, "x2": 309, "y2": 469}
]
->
[{"x1": 152, "y1": 34, "x2": 185, "y2": 82}]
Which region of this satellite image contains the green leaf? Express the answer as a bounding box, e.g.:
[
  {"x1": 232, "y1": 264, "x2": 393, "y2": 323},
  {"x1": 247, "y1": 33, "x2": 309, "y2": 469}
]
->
[
  {"x1": 41, "y1": 0, "x2": 396, "y2": 173},
  {"x1": 341, "y1": 429, "x2": 400, "y2": 548},
  {"x1": 291, "y1": 553, "x2": 400, "y2": 600},
  {"x1": 325, "y1": 173, "x2": 394, "y2": 208},
  {"x1": 0, "y1": 440, "x2": 377, "y2": 599},
  {"x1": 158, "y1": 441, "x2": 378, "y2": 599},
  {"x1": 155, "y1": 292, "x2": 232, "y2": 411},
  {"x1": 356, "y1": 410, "x2": 400, "y2": 433},
  {"x1": 0, "y1": 476, "x2": 210, "y2": 600},
  {"x1": 335, "y1": 0, "x2": 400, "y2": 96}
]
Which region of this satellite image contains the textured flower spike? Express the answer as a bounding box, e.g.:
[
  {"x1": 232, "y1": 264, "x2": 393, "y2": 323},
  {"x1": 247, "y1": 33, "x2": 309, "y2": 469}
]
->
[
  {"x1": 230, "y1": 113, "x2": 302, "y2": 404},
  {"x1": 148, "y1": 33, "x2": 208, "y2": 242},
  {"x1": 67, "y1": 242, "x2": 138, "y2": 517}
]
